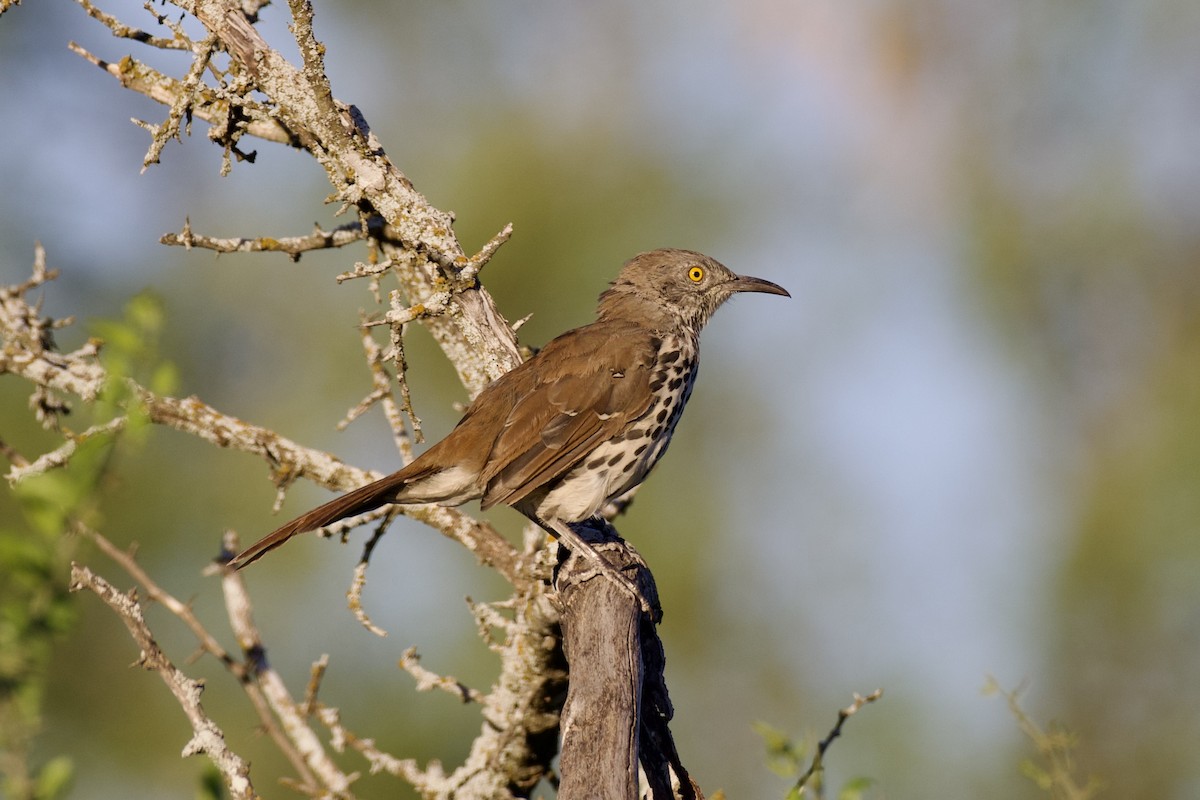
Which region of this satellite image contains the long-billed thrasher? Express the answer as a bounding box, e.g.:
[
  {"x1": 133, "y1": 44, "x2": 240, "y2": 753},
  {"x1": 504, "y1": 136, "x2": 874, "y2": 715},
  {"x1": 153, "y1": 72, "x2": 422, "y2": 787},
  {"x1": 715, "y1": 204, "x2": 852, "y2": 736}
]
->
[{"x1": 228, "y1": 248, "x2": 789, "y2": 600}]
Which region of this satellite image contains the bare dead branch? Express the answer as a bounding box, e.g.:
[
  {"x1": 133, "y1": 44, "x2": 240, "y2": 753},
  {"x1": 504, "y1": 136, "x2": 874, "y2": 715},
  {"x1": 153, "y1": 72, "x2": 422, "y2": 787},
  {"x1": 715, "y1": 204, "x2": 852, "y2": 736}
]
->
[
  {"x1": 556, "y1": 523, "x2": 653, "y2": 800},
  {"x1": 335, "y1": 259, "x2": 395, "y2": 283},
  {"x1": 161, "y1": 217, "x2": 369, "y2": 258},
  {"x1": 313, "y1": 703, "x2": 428, "y2": 786},
  {"x1": 302, "y1": 655, "x2": 329, "y2": 716},
  {"x1": 68, "y1": 564, "x2": 256, "y2": 800},
  {"x1": 156, "y1": 389, "x2": 521, "y2": 580},
  {"x1": 5, "y1": 416, "x2": 126, "y2": 485},
  {"x1": 2, "y1": 254, "x2": 521, "y2": 582},
  {"x1": 219, "y1": 534, "x2": 357, "y2": 797},
  {"x1": 433, "y1": 581, "x2": 566, "y2": 799},
  {"x1": 68, "y1": 42, "x2": 297, "y2": 146},
  {"x1": 74, "y1": 0, "x2": 192, "y2": 49},
  {"x1": 338, "y1": 317, "x2": 421, "y2": 450},
  {"x1": 294, "y1": 650, "x2": 434, "y2": 789},
  {"x1": 140, "y1": 35, "x2": 219, "y2": 170},
  {"x1": 80, "y1": 0, "x2": 525, "y2": 394},
  {"x1": 345, "y1": 561, "x2": 388, "y2": 638},
  {"x1": 284, "y1": 0, "x2": 337, "y2": 122},
  {"x1": 83, "y1": 526, "x2": 318, "y2": 785},
  {"x1": 386, "y1": 318, "x2": 422, "y2": 443},
  {"x1": 458, "y1": 223, "x2": 514, "y2": 285},
  {"x1": 399, "y1": 647, "x2": 487, "y2": 705}
]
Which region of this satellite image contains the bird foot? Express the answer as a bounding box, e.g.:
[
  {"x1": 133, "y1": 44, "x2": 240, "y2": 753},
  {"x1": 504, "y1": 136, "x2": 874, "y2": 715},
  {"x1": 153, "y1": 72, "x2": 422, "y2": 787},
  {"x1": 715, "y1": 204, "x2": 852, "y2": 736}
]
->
[
  {"x1": 565, "y1": 550, "x2": 654, "y2": 615},
  {"x1": 539, "y1": 518, "x2": 654, "y2": 614}
]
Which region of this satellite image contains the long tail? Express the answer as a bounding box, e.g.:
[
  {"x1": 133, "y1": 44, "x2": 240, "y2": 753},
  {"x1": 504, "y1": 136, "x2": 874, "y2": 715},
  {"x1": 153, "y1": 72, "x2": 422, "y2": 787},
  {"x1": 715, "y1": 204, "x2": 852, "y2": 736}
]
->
[{"x1": 228, "y1": 470, "x2": 415, "y2": 570}]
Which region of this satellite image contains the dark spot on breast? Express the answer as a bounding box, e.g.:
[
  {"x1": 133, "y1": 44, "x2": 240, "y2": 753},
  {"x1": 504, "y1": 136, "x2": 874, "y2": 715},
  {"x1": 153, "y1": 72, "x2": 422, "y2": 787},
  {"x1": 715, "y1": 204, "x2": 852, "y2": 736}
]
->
[
  {"x1": 622, "y1": 460, "x2": 638, "y2": 473},
  {"x1": 587, "y1": 456, "x2": 607, "y2": 470},
  {"x1": 668, "y1": 376, "x2": 683, "y2": 390},
  {"x1": 634, "y1": 443, "x2": 649, "y2": 456},
  {"x1": 656, "y1": 408, "x2": 668, "y2": 423},
  {"x1": 625, "y1": 428, "x2": 645, "y2": 440},
  {"x1": 607, "y1": 453, "x2": 625, "y2": 467},
  {"x1": 661, "y1": 349, "x2": 681, "y2": 364}
]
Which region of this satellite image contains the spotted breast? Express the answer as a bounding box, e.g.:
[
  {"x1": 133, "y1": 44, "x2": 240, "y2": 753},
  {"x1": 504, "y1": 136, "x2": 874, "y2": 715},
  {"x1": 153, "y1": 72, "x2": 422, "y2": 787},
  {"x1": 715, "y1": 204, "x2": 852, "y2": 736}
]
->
[{"x1": 529, "y1": 333, "x2": 699, "y2": 522}]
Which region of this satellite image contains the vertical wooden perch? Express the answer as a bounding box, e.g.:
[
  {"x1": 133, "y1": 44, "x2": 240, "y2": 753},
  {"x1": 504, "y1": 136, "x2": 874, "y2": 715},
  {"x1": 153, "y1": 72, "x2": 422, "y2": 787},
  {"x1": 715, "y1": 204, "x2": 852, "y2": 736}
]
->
[{"x1": 556, "y1": 520, "x2": 700, "y2": 800}]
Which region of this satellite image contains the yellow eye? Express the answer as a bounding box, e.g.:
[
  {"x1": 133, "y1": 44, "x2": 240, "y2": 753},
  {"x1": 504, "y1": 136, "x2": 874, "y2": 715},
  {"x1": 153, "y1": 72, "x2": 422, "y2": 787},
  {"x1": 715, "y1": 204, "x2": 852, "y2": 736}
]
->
[{"x1": 687, "y1": 266, "x2": 705, "y2": 283}]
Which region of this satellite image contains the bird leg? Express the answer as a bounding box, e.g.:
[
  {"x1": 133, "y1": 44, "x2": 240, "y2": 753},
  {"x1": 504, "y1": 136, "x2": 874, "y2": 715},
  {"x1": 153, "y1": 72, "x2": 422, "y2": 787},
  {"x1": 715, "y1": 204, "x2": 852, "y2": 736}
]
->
[{"x1": 531, "y1": 515, "x2": 653, "y2": 614}]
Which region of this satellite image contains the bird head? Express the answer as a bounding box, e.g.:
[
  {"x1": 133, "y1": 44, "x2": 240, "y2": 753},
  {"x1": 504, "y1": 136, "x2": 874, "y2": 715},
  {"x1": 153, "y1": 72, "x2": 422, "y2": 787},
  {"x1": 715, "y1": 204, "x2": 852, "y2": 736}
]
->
[{"x1": 597, "y1": 248, "x2": 790, "y2": 332}]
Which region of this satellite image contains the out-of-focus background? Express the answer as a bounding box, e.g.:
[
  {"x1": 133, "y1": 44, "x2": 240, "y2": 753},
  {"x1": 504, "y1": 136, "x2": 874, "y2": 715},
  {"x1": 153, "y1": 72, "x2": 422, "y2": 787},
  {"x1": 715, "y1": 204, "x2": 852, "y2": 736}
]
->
[{"x1": 3, "y1": 2, "x2": 1199, "y2": 798}]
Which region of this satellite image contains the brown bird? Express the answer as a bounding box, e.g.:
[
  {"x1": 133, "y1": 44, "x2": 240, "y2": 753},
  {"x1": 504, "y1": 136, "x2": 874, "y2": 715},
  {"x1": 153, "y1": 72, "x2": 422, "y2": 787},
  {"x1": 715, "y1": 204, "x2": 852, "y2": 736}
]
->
[{"x1": 229, "y1": 249, "x2": 789, "y2": 590}]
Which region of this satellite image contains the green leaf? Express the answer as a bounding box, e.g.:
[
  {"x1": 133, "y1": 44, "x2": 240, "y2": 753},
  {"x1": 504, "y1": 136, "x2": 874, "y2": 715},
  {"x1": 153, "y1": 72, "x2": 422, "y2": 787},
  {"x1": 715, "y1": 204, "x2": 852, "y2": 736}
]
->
[
  {"x1": 195, "y1": 765, "x2": 225, "y2": 800},
  {"x1": 753, "y1": 720, "x2": 804, "y2": 777},
  {"x1": 838, "y1": 776, "x2": 876, "y2": 800},
  {"x1": 34, "y1": 756, "x2": 75, "y2": 800},
  {"x1": 151, "y1": 360, "x2": 181, "y2": 396}
]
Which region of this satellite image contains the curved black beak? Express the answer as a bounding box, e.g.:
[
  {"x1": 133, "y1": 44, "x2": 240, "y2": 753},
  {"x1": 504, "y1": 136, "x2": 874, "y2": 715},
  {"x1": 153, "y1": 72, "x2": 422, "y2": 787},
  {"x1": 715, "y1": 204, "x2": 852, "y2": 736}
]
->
[{"x1": 731, "y1": 273, "x2": 790, "y2": 298}]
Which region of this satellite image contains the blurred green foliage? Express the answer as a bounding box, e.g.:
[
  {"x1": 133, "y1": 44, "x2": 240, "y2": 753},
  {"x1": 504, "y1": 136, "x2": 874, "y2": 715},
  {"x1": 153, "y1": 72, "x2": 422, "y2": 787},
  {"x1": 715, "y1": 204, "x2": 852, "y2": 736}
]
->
[
  {"x1": 0, "y1": 292, "x2": 173, "y2": 800},
  {"x1": 983, "y1": 678, "x2": 1102, "y2": 800},
  {"x1": 752, "y1": 718, "x2": 878, "y2": 800}
]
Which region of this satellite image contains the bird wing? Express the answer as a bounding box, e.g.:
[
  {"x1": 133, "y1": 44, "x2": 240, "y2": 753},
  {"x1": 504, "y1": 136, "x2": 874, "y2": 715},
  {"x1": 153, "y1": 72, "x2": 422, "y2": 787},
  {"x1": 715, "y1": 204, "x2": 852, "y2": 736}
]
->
[{"x1": 479, "y1": 322, "x2": 659, "y2": 510}]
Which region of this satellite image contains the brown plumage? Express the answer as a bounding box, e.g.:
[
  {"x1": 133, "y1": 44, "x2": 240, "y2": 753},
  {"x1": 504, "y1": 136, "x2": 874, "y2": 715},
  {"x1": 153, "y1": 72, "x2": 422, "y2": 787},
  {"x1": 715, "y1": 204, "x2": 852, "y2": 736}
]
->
[{"x1": 229, "y1": 248, "x2": 789, "y2": 571}]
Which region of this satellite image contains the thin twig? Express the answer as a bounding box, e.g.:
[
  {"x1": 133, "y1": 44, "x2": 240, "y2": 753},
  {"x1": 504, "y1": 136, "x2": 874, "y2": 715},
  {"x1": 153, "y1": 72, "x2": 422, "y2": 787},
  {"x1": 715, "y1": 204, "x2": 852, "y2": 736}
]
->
[
  {"x1": 338, "y1": 317, "x2": 421, "y2": 450},
  {"x1": 346, "y1": 561, "x2": 388, "y2": 638},
  {"x1": 140, "y1": 35, "x2": 218, "y2": 170},
  {"x1": 302, "y1": 655, "x2": 330, "y2": 717},
  {"x1": 456, "y1": 222, "x2": 513, "y2": 285},
  {"x1": 336, "y1": 259, "x2": 395, "y2": 283},
  {"x1": 5, "y1": 416, "x2": 127, "y2": 485},
  {"x1": 986, "y1": 677, "x2": 1102, "y2": 800},
  {"x1": 792, "y1": 689, "x2": 883, "y2": 796},
  {"x1": 399, "y1": 647, "x2": 486, "y2": 704},
  {"x1": 161, "y1": 217, "x2": 369, "y2": 258},
  {"x1": 74, "y1": 0, "x2": 191, "y2": 50},
  {"x1": 313, "y1": 704, "x2": 429, "y2": 785}
]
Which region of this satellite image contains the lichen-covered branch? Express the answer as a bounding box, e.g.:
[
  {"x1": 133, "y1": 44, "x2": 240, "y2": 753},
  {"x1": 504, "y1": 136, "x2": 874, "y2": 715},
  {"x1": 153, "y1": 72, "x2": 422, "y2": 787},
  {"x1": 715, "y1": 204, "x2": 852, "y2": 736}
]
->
[
  {"x1": 400, "y1": 647, "x2": 487, "y2": 705},
  {"x1": 0, "y1": 259, "x2": 522, "y2": 582},
  {"x1": 185, "y1": 0, "x2": 521, "y2": 395},
  {"x1": 81, "y1": 525, "x2": 318, "y2": 787},
  {"x1": 219, "y1": 537, "x2": 358, "y2": 797},
  {"x1": 339, "y1": 314, "x2": 421, "y2": 452},
  {"x1": 67, "y1": 564, "x2": 256, "y2": 800},
  {"x1": 75, "y1": 0, "x2": 191, "y2": 50},
  {"x1": 160, "y1": 217, "x2": 370, "y2": 259},
  {"x1": 0, "y1": 245, "x2": 104, "y2": 412},
  {"x1": 68, "y1": 41, "x2": 298, "y2": 147},
  {"x1": 431, "y1": 580, "x2": 567, "y2": 799},
  {"x1": 144, "y1": 390, "x2": 522, "y2": 583}
]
